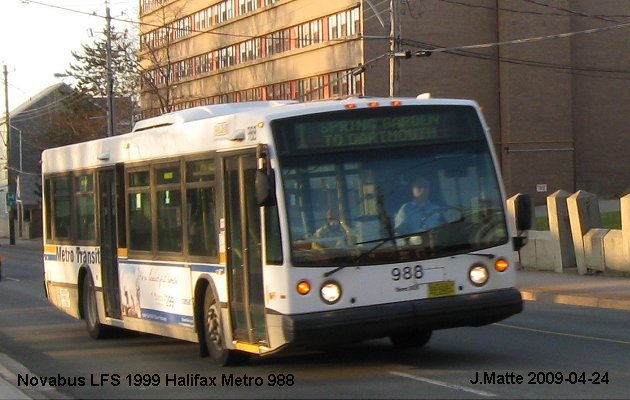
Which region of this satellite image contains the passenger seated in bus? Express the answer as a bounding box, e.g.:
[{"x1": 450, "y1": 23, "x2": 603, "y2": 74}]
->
[
  {"x1": 313, "y1": 210, "x2": 351, "y2": 247},
  {"x1": 394, "y1": 177, "x2": 445, "y2": 239}
]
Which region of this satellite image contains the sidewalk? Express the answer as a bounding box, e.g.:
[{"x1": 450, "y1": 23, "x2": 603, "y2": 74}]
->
[
  {"x1": 518, "y1": 268, "x2": 630, "y2": 311},
  {"x1": 0, "y1": 353, "x2": 68, "y2": 400}
]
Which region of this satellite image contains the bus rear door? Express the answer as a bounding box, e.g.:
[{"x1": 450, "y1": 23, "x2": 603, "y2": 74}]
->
[{"x1": 98, "y1": 167, "x2": 121, "y2": 319}]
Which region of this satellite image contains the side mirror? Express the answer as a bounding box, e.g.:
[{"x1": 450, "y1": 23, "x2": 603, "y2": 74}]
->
[
  {"x1": 514, "y1": 194, "x2": 533, "y2": 231},
  {"x1": 255, "y1": 169, "x2": 276, "y2": 207}
]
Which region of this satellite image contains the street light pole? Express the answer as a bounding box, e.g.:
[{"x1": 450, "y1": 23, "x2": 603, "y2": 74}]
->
[
  {"x1": 3, "y1": 64, "x2": 15, "y2": 245},
  {"x1": 389, "y1": 0, "x2": 401, "y2": 97},
  {"x1": 8, "y1": 125, "x2": 22, "y2": 240}
]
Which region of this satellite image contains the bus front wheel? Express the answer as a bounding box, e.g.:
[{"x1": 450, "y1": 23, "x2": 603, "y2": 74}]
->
[
  {"x1": 390, "y1": 329, "x2": 432, "y2": 349},
  {"x1": 202, "y1": 286, "x2": 249, "y2": 366}
]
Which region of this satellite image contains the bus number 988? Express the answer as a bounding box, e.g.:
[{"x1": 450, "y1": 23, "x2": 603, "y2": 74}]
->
[{"x1": 391, "y1": 265, "x2": 423, "y2": 281}]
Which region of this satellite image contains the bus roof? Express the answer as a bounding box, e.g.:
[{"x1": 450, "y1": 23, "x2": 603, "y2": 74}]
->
[{"x1": 41, "y1": 96, "x2": 483, "y2": 174}]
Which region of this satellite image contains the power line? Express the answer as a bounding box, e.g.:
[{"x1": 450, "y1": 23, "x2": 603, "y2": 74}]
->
[
  {"x1": 416, "y1": 20, "x2": 630, "y2": 54},
  {"x1": 10, "y1": 93, "x2": 92, "y2": 123},
  {"x1": 439, "y1": 0, "x2": 630, "y2": 20},
  {"x1": 518, "y1": 0, "x2": 629, "y2": 23},
  {"x1": 22, "y1": 0, "x2": 630, "y2": 87},
  {"x1": 23, "y1": 0, "x2": 283, "y2": 41},
  {"x1": 439, "y1": 0, "x2": 568, "y2": 17},
  {"x1": 25, "y1": 0, "x2": 630, "y2": 59},
  {"x1": 402, "y1": 38, "x2": 630, "y2": 80}
]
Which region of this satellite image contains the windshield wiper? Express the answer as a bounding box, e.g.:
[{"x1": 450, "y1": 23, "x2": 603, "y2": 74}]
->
[
  {"x1": 323, "y1": 234, "x2": 397, "y2": 278},
  {"x1": 323, "y1": 229, "x2": 433, "y2": 278}
]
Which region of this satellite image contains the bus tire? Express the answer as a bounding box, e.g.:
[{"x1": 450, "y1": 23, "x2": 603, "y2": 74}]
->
[
  {"x1": 82, "y1": 273, "x2": 108, "y2": 339},
  {"x1": 390, "y1": 329, "x2": 432, "y2": 349},
  {"x1": 202, "y1": 286, "x2": 249, "y2": 366}
]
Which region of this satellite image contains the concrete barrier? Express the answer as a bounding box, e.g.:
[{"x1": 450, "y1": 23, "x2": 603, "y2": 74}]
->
[
  {"x1": 602, "y1": 194, "x2": 630, "y2": 273},
  {"x1": 567, "y1": 191, "x2": 603, "y2": 275},
  {"x1": 514, "y1": 191, "x2": 629, "y2": 275},
  {"x1": 516, "y1": 190, "x2": 575, "y2": 272}
]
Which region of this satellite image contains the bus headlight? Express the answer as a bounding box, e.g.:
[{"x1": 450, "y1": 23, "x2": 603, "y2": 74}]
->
[
  {"x1": 469, "y1": 265, "x2": 489, "y2": 287},
  {"x1": 320, "y1": 281, "x2": 342, "y2": 304}
]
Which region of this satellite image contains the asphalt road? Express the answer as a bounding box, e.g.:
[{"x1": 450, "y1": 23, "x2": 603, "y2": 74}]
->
[{"x1": 1, "y1": 242, "x2": 630, "y2": 399}]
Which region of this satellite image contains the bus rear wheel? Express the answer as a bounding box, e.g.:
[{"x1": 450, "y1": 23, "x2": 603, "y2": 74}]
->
[
  {"x1": 390, "y1": 329, "x2": 432, "y2": 348},
  {"x1": 82, "y1": 273, "x2": 108, "y2": 339},
  {"x1": 202, "y1": 286, "x2": 249, "y2": 366}
]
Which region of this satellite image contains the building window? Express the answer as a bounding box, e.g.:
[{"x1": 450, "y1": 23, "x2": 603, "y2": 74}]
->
[
  {"x1": 350, "y1": 8, "x2": 360, "y2": 35},
  {"x1": 298, "y1": 22, "x2": 311, "y2": 48},
  {"x1": 239, "y1": 0, "x2": 258, "y2": 14},
  {"x1": 311, "y1": 20, "x2": 323, "y2": 44}
]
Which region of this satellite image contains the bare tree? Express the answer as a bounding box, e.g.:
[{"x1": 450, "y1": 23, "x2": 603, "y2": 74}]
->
[
  {"x1": 45, "y1": 92, "x2": 109, "y2": 146},
  {"x1": 138, "y1": 3, "x2": 189, "y2": 117}
]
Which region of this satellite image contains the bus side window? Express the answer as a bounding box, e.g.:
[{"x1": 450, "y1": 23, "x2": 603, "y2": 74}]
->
[
  {"x1": 186, "y1": 159, "x2": 218, "y2": 258},
  {"x1": 127, "y1": 170, "x2": 152, "y2": 252},
  {"x1": 75, "y1": 174, "x2": 96, "y2": 242},
  {"x1": 265, "y1": 204, "x2": 283, "y2": 264},
  {"x1": 52, "y1": 177, "x2": 71, "y2": 241}
]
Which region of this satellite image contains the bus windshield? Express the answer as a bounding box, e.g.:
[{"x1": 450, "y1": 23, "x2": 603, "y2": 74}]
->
[{"x1": 273, "y1": 106, "x2": 508, "y2": 267}]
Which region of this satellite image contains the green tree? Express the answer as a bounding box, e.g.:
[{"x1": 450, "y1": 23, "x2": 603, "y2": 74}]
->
[
  {"x1": 64, "y1": 24, "x2": 139, "y2": 135},
  {"x1": 66, "y1": 24, "x2": 139, "y2": 100}
]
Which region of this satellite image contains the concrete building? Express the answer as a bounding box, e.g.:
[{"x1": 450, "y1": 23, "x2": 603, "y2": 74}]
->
[{"x1": 139, "y1": 0, "x2": 630, "y2": 201}]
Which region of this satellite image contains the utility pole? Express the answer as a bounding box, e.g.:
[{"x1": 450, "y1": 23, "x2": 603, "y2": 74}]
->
[
  {"x1": 3, "y1": 64, "x2": 15, "y2": 245},
  {"x1": 105, "y1": 2, "x2": 115, "y2": 136},
  {"x1": 389, "y1": 0, "x2": 401, "y2": 97}
]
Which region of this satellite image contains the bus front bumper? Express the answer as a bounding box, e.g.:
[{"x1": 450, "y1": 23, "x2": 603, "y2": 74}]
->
[{"x1": 282, "y1": 288, "x2": 522, "y2": 345}]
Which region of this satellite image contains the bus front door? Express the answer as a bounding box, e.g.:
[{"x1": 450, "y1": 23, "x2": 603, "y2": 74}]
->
[{"x1": 224, "y1": 154, "x2": 268, "y2": 346}]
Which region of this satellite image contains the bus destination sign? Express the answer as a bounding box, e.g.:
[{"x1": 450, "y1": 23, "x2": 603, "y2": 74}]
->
[
  {"x1": 295, "y1": 114, "x2": 440, "y2": 150},
  {"x1": 273, "y1": 106, "x2": 483, "y2": 154}
]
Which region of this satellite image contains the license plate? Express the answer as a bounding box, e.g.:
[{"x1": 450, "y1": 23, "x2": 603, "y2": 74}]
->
[{"x1": 428, "y1": 281, "x2": 455, "y2": 298}]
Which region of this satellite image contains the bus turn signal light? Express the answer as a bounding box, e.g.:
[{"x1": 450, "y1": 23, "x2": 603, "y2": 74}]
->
[
  {"x1": 494, "y1": 259, "x2": 509, "y2": 272},
  {"x1": 297, "y1": 280, "x2": 311, "y2": 295}
]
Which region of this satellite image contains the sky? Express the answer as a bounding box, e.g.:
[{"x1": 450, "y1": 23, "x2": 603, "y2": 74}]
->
[{"x1": 1, "y1": 0, "x2": 137, "y2": 113}]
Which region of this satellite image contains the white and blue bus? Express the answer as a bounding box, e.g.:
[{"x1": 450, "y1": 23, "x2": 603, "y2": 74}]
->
[{"x1": 42, "y1": 97, "x2": 531, "y2": 365}]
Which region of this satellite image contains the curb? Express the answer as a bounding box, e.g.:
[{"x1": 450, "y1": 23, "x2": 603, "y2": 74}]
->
[
  {"x1": 0, "y1": 354, "x2": 70, "y2": 400},
  {"x1": 520, "y1": 289, "x2": 630, "y2": 311}
]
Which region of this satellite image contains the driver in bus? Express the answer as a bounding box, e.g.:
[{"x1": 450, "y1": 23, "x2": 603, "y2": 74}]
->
[
  {"x1": 394, "y1": 177, "x2": 445, "y2": 241},
  {"x1": 313, "y1": 210, "x2": 351, "y2": 247}
]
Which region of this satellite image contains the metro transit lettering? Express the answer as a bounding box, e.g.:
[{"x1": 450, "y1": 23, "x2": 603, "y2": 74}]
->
[
  {"x1": 56, "y1": 246, "x2": 75, "y2": 262},
  {"x1": 55, "y1": 246, "x2": 101, "y2": 265}
]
